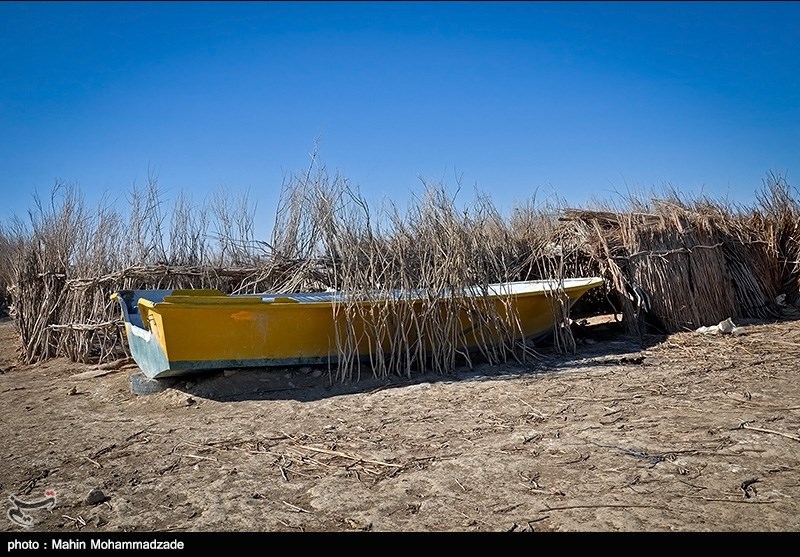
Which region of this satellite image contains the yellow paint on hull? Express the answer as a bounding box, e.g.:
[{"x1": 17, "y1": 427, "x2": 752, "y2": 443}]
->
[{"x1": 138, "y1": 297, "x2": 344, "y2": 362}]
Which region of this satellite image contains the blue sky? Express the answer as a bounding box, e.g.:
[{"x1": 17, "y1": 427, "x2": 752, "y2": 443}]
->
[{"x1": 1, "y1": 1, "x2": 798, "y2": 235}]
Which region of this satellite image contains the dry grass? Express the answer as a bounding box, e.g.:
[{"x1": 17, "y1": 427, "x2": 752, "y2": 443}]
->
[{"x1": 2, "y1": 165, "x2": 798, "y2": 381}]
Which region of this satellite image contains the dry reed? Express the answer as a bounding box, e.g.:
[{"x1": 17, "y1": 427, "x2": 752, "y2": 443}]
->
[
  {"x1": 0, "y1": 221, "x2": 20, "y2": 318},
  {"x1": 3, "y1": 166, "x2": 798, "y2": 382},
  {"x1": 562, "y1": 178, "x2": 794, "y2": 334}
]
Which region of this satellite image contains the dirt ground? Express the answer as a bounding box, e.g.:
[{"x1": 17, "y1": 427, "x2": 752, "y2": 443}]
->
[{"x1": 0, "y1": 315, "x2": 799, "y2": 533}]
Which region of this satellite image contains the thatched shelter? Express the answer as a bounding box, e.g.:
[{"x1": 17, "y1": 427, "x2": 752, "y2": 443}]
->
[{"x1": 561, "y1": 190, "x2": 795, "y2": 334}]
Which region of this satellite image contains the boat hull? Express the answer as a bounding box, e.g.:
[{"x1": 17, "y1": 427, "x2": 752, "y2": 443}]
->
[{"x1": 112, "y1": 278, "x2": 604, "y2": 379}]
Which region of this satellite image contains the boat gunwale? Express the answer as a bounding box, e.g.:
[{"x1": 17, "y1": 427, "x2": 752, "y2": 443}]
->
[{"x1": 135, "y1": 277, "x2": 605, "y2": 309}]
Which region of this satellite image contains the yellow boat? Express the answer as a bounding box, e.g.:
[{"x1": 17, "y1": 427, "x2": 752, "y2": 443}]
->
[{"x1": 111, "y1": 277, "x2": 604, "y2": 379}]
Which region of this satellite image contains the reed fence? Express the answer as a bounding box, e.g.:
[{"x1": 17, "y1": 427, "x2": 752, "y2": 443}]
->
[{"x1": 1, "y1": 169, "x2": 797, "y2": 380}]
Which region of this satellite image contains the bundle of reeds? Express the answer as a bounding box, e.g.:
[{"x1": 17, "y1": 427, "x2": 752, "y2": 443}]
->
[{"x1": 756, "y1": 172, "x2": 800, "y2": 305}]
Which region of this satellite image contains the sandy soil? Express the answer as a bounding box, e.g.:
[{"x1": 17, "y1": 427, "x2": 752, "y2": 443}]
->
[{"x1": 0, "y1": 315, "x2": 799, "y2": 533}]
